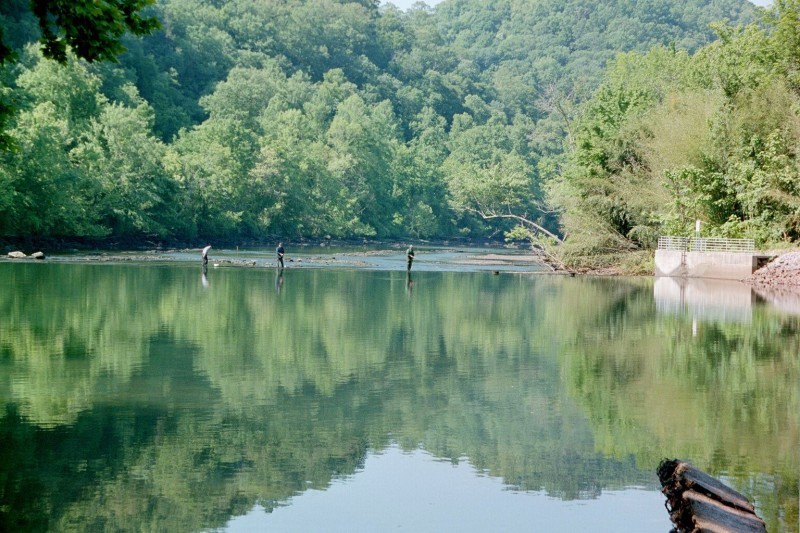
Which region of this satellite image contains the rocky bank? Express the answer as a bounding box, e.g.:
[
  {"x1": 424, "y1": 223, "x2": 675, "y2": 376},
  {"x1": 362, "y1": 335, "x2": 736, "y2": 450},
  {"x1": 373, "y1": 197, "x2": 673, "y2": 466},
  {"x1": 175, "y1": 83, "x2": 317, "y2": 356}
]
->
[{"x1": 747, "y1": 252, "x2": 800, "y2": 286}]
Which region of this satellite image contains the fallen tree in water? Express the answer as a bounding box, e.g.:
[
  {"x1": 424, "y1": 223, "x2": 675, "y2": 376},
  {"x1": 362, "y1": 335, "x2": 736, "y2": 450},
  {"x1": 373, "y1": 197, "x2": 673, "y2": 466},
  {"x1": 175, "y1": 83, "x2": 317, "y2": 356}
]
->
[{"x1": 657, "y1": 459, "x2": 766, "y2": 533}]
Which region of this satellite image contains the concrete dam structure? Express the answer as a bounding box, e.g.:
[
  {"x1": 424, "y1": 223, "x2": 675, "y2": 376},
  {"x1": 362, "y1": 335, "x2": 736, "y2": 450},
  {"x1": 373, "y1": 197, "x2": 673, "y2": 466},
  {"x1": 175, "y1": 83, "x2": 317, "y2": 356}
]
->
[{"x1": 654, "y1": 237, "x2": 771, "y2": 281}]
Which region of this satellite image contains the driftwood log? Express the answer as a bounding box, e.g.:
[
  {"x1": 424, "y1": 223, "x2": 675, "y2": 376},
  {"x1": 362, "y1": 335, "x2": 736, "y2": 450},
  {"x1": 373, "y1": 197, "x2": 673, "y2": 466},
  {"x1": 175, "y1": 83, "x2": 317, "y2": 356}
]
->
[{"x1": 657, "y1": 459, "x2": 766, "y2": 533}]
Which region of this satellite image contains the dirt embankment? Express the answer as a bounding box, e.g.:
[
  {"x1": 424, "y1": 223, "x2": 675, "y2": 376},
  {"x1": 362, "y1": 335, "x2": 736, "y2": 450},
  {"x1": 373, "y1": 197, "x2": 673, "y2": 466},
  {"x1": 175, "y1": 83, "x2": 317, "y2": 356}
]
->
[{"x1": 747, "y1": 252, "x2": 800, "y2": 287}]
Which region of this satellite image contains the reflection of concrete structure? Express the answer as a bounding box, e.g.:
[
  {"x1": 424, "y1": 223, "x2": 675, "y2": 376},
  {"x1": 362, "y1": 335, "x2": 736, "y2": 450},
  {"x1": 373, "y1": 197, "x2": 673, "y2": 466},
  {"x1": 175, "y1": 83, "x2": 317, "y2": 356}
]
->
[
  {"x1": 752, "y1": 286, "x2": 800, "y2": 316},
  {"x1": 654, "y1": 277, "x2": 754, "y2": 323}
]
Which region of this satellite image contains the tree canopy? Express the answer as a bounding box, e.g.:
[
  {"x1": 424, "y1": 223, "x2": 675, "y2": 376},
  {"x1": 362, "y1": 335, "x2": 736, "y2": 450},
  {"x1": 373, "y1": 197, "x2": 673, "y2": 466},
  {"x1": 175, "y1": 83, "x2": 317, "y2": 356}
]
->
[
  {"x1": 0, "y1": 0, "x2": 768, "y2": 247},
  {"x1": 0, "y1": 0, "x2": 159, "y2": 149},
  {"x1": 552, "y1": 1, "x2": 800, "y2": 267}
]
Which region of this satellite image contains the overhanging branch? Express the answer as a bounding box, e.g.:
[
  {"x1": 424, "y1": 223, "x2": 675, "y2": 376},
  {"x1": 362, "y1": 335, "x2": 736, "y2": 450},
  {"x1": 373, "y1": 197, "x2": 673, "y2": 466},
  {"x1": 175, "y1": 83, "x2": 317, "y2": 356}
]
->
[{"x1": 465, "y1": 206, "x2": 563, "y2": 243}]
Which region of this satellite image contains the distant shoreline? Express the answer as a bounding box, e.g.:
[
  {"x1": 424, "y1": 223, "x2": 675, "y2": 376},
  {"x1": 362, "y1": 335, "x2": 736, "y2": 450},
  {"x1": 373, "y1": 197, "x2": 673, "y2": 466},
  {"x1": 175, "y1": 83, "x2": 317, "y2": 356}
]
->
[
  {"x1": 1, "y1": 244, "x2": 558, "y2": 274},
  {"x1": 1, "y1": 236, "x2": 514, "y2": 254}
]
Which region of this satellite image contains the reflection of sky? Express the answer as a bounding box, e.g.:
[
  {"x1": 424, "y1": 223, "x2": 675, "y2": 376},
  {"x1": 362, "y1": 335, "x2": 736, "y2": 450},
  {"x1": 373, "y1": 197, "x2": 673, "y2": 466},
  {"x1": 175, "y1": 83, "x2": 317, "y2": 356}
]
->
[{"x1": 226, "y1": 446, "x2": 668, "y2": 533}]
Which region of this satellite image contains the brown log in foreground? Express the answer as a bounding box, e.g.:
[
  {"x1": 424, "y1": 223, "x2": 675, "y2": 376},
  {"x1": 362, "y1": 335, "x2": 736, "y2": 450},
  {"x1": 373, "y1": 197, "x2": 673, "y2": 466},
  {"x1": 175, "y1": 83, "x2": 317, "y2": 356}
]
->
[{"x1": 657, "y1": 459, "x2": 766, "y2": 533}]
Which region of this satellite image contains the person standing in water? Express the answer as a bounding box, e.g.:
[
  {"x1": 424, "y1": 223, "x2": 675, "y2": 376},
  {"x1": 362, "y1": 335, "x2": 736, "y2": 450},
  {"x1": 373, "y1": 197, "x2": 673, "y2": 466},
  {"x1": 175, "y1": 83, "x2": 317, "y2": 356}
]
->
[
  {"x1": 406, "y1": 244, "x2": 415, "y2": 271},
  {"x1": 276, "y1": 242, "x2": 285, "y2": 269},
  {"x1": 202, "y1": 244, "x2": 211, "y2": 266}
]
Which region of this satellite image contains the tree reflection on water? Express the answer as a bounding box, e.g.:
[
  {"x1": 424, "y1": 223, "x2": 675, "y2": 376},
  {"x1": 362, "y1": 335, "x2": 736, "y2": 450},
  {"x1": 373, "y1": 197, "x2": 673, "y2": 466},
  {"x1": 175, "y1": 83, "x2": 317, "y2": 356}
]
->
[{"x1": 0, "y1": 263, "x2": 796, "y2": 531}]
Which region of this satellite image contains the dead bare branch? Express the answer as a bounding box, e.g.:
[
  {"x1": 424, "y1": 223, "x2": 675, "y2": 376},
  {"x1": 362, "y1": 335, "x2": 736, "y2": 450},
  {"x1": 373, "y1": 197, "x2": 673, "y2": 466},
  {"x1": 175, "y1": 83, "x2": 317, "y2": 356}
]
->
[{"x1": 465, "y1": 206, "x2": 564, "y2": 243}]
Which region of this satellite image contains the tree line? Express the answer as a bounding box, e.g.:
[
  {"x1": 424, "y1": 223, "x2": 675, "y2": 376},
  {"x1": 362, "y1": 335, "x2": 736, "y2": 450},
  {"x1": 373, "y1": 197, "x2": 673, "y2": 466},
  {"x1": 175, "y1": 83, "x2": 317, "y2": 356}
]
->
[
  {"x1": 554, "y1": 1, "x2": 800, "y2": 267},
  {"x1": 0, "y1": 0, "x2": 762, "y2": 253}
]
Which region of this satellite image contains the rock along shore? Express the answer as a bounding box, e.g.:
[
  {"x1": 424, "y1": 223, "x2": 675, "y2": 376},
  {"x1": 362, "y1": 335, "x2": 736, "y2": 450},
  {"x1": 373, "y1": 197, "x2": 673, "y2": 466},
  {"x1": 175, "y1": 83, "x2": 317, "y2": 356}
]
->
[{"x1": 746, "y1": 252, "x2": 800, "y2": 287}]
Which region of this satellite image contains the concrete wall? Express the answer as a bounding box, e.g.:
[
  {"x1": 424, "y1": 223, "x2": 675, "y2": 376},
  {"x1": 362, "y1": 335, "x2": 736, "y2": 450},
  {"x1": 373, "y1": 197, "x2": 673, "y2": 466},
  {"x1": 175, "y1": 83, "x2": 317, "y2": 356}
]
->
[
  {"x1": 654, "y1": 250, "x2": 686, "y2": 277},
  {"x1": 655, "y1": 250, "x2": 758, "y2": 280}
]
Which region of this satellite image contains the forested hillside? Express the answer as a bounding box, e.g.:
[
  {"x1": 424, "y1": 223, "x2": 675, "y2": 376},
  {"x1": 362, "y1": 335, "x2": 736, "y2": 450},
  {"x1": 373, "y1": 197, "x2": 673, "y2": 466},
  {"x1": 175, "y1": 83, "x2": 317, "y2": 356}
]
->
[
  {"x1": 554, "y1": 1, "x2": 800, "y2": 267},
  {"x1": 0, "y1": 0, "x2": 760, "y2": 247}
]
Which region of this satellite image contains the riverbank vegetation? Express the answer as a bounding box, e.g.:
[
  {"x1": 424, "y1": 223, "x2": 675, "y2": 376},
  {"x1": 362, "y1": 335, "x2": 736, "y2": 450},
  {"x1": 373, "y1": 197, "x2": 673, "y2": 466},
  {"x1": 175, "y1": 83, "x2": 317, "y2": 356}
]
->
[
  {"x1": 5, "y1": 0, "x2": 798, "y2": 270},
  {"x1": 554, "y1": 1, "x2": 800, "y2": 269}
]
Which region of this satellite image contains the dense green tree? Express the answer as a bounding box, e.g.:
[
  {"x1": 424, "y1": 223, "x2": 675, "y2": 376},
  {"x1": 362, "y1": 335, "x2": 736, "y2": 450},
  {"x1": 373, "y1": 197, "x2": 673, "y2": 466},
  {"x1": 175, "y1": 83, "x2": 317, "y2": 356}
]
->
[
  {"x1": 443, "y1": 108, "x2": 558, "y2": 240},
  {"x1": 0, "y1": 52, "x2": 106, "y2": 237},
  {"x1": 0, "y1": 0, "x2": 159, "y2": 149},
  {"x1": 768, "y1": 0, "x2": 800, "y2": 89},
  {"x1": 390, "y1": 106, "x2": 450, "y2": 237},
  {"x1": 326, "y1": 95, "x2": 402, "y2": 236},
  {"x1": 71, "y1": 85, "x2": 175, "y2": 237},
  {"x1": 0, "y1": 100, "x2": 100, "y2": 237},
  {"x1": 551, "y1": 46, "x2": 694, "y2": 260},
  {"x1": 253, "y1": 110, "x2": 331, "y2": 236},
  {"x1": 550, "y1": 2, "x2": 800, "y2": 266},
  {"x1": 0, "y1": 0, "x2": 766, "y2": 244},
  {"x1": 165, "y1": 118, "x2": 259, "y2": 239},
  {"x1": 0, "y1": 0, "x2": 159, "y2": 65}
]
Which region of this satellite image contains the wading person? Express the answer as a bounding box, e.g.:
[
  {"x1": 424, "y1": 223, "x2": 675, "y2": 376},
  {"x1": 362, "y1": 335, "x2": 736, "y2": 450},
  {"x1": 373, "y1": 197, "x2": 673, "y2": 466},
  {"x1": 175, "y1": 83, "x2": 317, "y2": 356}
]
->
[
  {"x1": 202, "y1": 244, "x2": 211, "y2": 266},
  {"x1": 276, "y1": 242, "x2": 285, "y2": 269},
  {"x1": 406, "y1": 244, "x2": 415, "y2": 271}
]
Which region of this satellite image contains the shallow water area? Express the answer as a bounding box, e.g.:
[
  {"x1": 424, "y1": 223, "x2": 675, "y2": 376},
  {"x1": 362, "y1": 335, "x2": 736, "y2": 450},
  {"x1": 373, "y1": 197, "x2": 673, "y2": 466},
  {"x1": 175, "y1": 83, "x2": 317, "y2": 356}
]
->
[{"x1": 44, "y1": 243, "x2": 552, "y2": 272}]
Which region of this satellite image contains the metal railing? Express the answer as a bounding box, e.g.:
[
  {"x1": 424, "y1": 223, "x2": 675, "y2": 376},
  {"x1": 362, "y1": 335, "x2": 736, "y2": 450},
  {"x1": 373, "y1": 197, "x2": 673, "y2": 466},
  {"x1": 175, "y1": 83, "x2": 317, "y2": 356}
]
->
[{"x1": 657, "y1": 236, "x2": 755, "y2": 253}]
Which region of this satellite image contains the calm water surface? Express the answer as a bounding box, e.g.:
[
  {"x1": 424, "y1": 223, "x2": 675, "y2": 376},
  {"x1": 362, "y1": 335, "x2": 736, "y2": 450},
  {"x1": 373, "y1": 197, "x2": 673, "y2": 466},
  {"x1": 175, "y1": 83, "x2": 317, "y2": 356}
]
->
[{"x1": 0, "y1": 259, "x2": 797, "y2": 532}]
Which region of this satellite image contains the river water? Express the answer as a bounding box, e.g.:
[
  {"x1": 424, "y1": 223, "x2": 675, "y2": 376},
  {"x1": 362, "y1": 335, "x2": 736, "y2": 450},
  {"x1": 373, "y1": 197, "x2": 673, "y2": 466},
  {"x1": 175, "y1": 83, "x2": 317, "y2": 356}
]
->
[{"x1": 0, "y1": 250, "x2": 797, "y2": 532}]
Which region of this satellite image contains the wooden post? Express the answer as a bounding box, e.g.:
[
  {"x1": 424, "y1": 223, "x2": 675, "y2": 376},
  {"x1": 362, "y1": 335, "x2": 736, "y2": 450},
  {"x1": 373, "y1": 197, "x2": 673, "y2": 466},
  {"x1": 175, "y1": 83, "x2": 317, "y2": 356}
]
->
[{"x1": 657, "y1": 459, "x2": 766, "y2": 533}]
